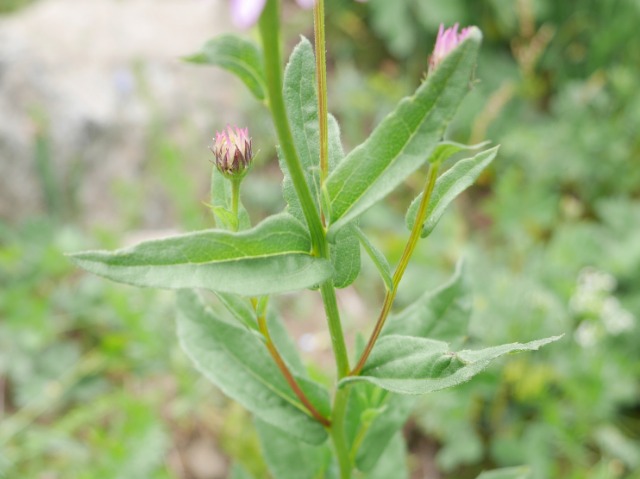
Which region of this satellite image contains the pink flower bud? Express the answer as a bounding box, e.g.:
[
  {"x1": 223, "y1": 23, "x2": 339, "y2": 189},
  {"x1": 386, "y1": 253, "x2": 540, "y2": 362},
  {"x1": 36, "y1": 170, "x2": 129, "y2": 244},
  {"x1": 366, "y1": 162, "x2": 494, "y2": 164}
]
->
[
  {"x1": 229, "y1": 0, "x2": 267, "y2": 29},
  {"x1": 229, "y1": 0, "x2": 367, "y2": 28},
  {"x1": 429, "y1": 23, "x2": 472, "y2": 73},
  {"x1": 210, "y1": 125, "x2": 253, "y2": 177},
  {"x1": 295, "y1": 0, "x2": 315, "y2": 8}
]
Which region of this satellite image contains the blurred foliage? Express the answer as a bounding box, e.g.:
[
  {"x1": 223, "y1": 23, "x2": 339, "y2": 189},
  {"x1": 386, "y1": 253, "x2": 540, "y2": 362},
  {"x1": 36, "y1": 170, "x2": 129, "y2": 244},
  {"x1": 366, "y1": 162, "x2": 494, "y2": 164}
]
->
[
  {"x1": 324, "y1": 0, "x2": 640, "y2": 478},
  {"x1": 2, "y1": 0, "x2": 640, "y2": 477},
  {"x1": 0, "y1": 0, "x2": 35, "y2": 14}
]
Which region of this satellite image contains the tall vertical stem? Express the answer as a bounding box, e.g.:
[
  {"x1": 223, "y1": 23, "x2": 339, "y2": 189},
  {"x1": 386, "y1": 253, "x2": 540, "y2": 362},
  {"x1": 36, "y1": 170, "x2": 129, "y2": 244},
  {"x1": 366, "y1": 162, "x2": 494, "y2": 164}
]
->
[
  {"x1": 313, "y1": 2, "x2": 352, "y2": 477},
  {"x1": 258, "y1": 0, "x2": 325, "y2": 257},
  {"x1": 314, "y1": 0, "x2": 329, "y2": 186},
  {"x1": 258, "y1": 0, "x2": 349, "y2": 381},
  {"x1": 321, "y1": 283, "x2": 350, "y2": 378}
]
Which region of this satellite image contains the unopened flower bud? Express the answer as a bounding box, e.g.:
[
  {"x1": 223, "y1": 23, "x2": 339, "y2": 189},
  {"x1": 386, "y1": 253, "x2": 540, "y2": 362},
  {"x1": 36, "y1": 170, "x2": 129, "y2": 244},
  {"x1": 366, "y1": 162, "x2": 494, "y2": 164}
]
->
[
  {"x1": 210, "y1": 125, "x2": 253, "y2": 178},
  {"x1": 429, "y1": 23, "x2": 472, "y2": 73}
]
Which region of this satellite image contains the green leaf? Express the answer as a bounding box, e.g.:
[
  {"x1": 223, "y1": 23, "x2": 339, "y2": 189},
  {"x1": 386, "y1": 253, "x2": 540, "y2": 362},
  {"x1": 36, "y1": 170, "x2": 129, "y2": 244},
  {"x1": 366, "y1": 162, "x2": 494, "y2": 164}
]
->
[
  {"x1": 429, "y1": 140, "x2": 490, "y2": 168},
  {"x1": 331, "y1": 224, "x2": 361, "y2": 288},
  {"x1": 281, "y1": 37, "x2": 322, "y2": 223},
  {"x1": 348, "y1": 386, "x2": 416, "y2": 472},
  {"x1": 213, "y1": 294, "x2": 306, "y2": 377},
  {"x1": 383, "y1": 260, "x2": 471, "y2": 342},
  {"x1": 365, "y1": 433, "x2": 409, "y2": 479},
  {"x1": 476, "y1": 466, "x2": 531, "y2": 479},
  {"x1": 406, "y1": 146, "x2": 499, "y2": 237},
  {"x1": 215, "y1": 292, "x2": 258, "y2": 331},
  {"x1": 354, "y1": 227, "x2": 393, "y2": 291},
  {"x1": 281, "y1": 37, "x2": 360, "y2": 288},
  {"x1": 186, "y1": 34, "x2": 266, "y2": 100},
  {"x1": 266, "y1": 308, "x2": 308, "y2": 378},
  {"x1": 280, "y1": 37, "x2": 346, "y2": 218},
  {"x1": 325, "y1": 29, "x2": 482, "y2": 235},
  {"x1": 255, "y1": 419, "x2": 332, "y2": 479},
  {"x1": 69, "y1": 214, "x2": 332, "y2": 297},
  {"x1": 177, "y1": 290, "x2": 329, "y2": 444},
  {"x1": 340, "y1": 335, "x2": 563, "y2": 394}
]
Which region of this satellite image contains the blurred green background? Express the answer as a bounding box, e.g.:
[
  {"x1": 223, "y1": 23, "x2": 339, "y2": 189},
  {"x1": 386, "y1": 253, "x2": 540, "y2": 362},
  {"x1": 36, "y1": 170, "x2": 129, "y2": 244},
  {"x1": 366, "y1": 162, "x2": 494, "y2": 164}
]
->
[{"x1": 1, "y1": 0, "x2": 639, "y2": 478}]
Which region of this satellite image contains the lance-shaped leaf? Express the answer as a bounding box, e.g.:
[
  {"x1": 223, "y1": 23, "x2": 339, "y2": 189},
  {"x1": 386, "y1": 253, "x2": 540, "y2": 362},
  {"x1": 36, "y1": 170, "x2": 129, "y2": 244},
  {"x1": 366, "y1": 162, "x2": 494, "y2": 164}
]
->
[
  {"x1": 281, "y1": 37, "x2": 360, "y2": 287},
  {"x1": 185, "y1": 34, "x2": 266, "y2": 100},
  {"x1": 69, "y1": 214, "x2": 332, "y2": 297},
  {"x1": 324, "y1": 28, "x2": 483, "y2": 235},
  {"x1": 255, "y1": 419, "x2": 332, "y2": 479},
  {"x1": 406, "y1": 146, "x2": 499, "y2": 237},
  {"x1": 383, "y1": 260, "x2": 471, "y2": 342},
  {"x1": 177, "y1": 290, "x2": 329, "y2": 444},
  {"x1": 340, "y1": 335, "x2": 562, "y2": 395},
  {"x1": 281, "y1": 37, "x2": 322, "y2": 222}
]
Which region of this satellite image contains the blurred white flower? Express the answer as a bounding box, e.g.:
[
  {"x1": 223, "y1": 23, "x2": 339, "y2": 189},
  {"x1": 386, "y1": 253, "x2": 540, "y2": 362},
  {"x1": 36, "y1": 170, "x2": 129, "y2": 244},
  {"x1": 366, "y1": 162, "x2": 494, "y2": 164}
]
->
[
  {"x1": 574, "y1": 321, "x2": 598, "y2": 348},
  {"x1": 601, "y1": 297, "x2": 635, "y2": 335}
]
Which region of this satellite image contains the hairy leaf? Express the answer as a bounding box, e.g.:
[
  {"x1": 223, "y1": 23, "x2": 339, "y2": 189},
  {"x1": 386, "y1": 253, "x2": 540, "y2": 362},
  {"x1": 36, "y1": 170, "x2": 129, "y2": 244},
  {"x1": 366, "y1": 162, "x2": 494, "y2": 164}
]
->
[
  {"x1": 214, "y1": 296, "x2": 306, "y2": 377},
  {"x1": 186, "y1": 34, "x2": 266, "y2": 100},
  {"x1": 177, "y1": 290, "x2": 328, "y2": 444},
  {"x1": 255, "y1": 419, "x2": 331, "y2": 479},
  {"x1": 281, "y1": 37, "x2": 322, "y2": 222},
  {"x1": 340, "y1": 335, "x2": 562, "y2": 394},
  {"x1": 281, "y1": 37, "x2": 360, "y2": 287},
  {"x1": 69, "y1": 214, "x2": 332, "y2": 297},
  {"x1": 406, "y1": 146, "x2": 499, "y2": 237},
  {"x1": 331, "y1": 224, "x2": 361, "y2": 288},
  {"x1": 325, "y1": 29, "x2": 482, "y2": 234}
]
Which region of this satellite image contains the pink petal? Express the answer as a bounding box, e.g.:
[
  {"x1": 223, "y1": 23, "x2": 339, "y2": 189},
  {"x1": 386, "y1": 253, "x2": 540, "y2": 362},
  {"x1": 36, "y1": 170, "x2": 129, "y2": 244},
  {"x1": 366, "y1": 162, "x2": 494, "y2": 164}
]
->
[
  {"x1": 230, "y1": 0, "x2": 267, "y2": 29},
  {"x1": 295, "y1": 0, "x2": 315, "y2": 9}
]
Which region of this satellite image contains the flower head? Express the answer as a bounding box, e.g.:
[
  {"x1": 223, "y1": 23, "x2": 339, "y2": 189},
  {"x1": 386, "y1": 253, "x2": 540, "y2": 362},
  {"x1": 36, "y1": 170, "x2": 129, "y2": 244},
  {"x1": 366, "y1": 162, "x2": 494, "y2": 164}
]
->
[
  {"x1": 229, "y1": 0, "x2": 267, "y2": 29},
  {"x1": 229, "y1": 0, "x2": 367, "y2": 29},
  {"x1": 210, "y1": 125, "x2": 253, "y2": 177},
  {"x1": 230, "y1": 0, "x2": 314, "y2": 28},
  {"x1": 429, "y1": 23, "x2": 472, "y2": 72}
]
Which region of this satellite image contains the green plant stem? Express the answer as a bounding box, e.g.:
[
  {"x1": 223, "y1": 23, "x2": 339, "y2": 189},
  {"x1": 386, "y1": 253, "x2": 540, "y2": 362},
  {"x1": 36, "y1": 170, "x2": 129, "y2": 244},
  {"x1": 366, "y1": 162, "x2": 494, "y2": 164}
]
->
[
  {"x1": 351, "y1": 163, "x2": 440, "y2": 375},
  {"x1": 258, "y1": 0, "x2": 350, "y2": 380},
  {"x1": 257, "y1": 305, "x2": 331, "y2": 427},
  {"x1": 230, "y1": 177, "x2": 241, "y2": 231},
  {"x1": 311, "y1": 0, "x2": 349, "y2": 379},
  {"x1": 258, "y1": 0, "x2": 325, "y2": 258},
  {"x1": 331, "y1": 385, "x2": 352, "y2": 479},
  {"x1": 313, "y1": 0, "x2": 329, "y2": 186},
  {"x1": 321, "y1": 283, "x2": 350, "y2": 378},
  {"x1": 312, "y1": 4, "x2": 352, "y2": 474}
]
